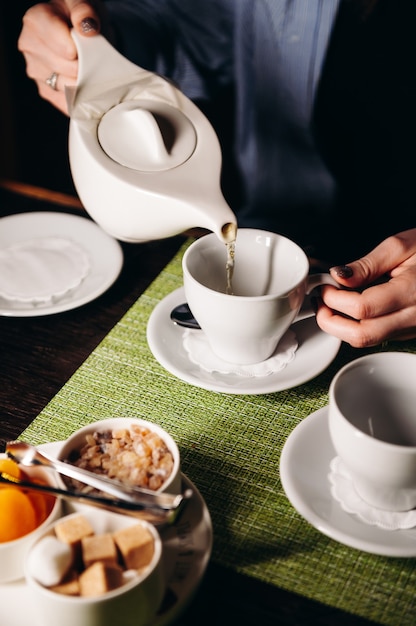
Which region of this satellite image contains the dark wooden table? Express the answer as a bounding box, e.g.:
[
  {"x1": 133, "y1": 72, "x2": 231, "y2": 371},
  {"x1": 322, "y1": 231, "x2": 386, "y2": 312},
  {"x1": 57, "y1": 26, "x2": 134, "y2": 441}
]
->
[{"x1": 0, "y1": 183, "x2": 375, "y2": 626}]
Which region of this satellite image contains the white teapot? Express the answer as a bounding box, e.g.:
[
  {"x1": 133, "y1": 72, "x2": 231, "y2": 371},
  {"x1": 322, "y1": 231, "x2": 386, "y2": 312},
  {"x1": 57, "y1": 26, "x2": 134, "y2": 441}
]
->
[{"x1": 67, "y1": 31, "x2": 237, "y2": 244}]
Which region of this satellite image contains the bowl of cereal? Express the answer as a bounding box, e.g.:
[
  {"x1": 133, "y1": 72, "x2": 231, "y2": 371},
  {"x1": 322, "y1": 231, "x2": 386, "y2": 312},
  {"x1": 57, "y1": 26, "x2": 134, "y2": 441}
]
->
[
  {"x1": 56, "y1": 418, "x2": 181, "y2": 497},
  {"x1": 25, "y1": 509, "x2": 164, "y2": 626},
  {"x1": 0, "y1": 455, "x2": 62, "y2": 583}
]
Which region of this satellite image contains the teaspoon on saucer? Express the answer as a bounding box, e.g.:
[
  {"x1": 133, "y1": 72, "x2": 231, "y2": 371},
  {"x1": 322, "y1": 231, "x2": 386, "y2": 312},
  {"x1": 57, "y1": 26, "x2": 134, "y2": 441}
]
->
[{"x1": 170, "y1": 303, "x2": 201, "y2": 329}]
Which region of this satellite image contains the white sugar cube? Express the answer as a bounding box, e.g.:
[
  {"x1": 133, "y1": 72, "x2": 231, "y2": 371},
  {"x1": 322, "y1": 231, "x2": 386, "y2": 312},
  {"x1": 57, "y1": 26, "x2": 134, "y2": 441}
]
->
[{"x1": 27, "y1": 536, "x2": 73, "y2": 587}]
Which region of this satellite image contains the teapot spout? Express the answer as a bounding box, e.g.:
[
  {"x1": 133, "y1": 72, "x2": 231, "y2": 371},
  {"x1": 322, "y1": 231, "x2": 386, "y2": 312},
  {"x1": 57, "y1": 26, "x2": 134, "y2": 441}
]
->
[
  {"x1": 209, "y1": 218, "x2": 237, "y2": 244},
  {"x1": 191, "y1": 191, "x2": 237, "y2": 244},
  {"x1": 220, "y1": 222, "x2": 237, "y2": 243}
]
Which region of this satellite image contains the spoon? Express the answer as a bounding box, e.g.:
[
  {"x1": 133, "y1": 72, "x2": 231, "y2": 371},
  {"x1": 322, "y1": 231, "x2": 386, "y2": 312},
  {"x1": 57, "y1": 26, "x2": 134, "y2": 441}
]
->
[
  {"x1": 170, "y1": 303, "x2": 201, "y2": 329},
  {"x1": 0, "y1": 469, "x2": 189, "y2": 527},
  {"x1": 6, "y1": 440, "x2": 188, "y2": 510}
]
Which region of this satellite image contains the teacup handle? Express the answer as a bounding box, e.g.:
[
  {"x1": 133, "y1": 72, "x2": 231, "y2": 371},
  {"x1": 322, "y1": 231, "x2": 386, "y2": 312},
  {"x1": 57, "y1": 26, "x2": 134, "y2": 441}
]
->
[{"x1": 295, "y1": 273, "x2": 339, "y2": 322}]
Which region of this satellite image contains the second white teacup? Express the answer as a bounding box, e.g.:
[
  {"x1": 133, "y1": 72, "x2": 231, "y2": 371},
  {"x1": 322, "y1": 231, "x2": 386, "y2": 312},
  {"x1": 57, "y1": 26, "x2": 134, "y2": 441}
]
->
[
  {"x1": 182, "y1": 228, "x2": 337, "y2": 365},
  {"x1": 328, "y1": 352, "x2": 416, "y2": 512}
]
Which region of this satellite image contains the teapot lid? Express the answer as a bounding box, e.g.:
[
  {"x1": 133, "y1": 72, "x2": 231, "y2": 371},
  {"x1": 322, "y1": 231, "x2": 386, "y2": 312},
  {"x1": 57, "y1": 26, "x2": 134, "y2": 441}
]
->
[{"x1": 97, "y1": 99, "x2": 196, "y2": 172}]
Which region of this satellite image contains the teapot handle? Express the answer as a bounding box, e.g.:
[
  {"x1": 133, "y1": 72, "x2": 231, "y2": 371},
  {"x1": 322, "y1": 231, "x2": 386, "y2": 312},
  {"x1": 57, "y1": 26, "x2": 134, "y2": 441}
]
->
[{"x1": 72, "y1": 29, "x2": 142, "y2": 89}]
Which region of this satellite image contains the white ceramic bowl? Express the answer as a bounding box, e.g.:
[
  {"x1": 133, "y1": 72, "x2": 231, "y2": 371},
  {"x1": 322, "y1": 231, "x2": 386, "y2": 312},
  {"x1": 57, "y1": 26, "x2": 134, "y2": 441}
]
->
[
  {"x1": 0, "y1": 456, "x2": 62, "y2": 583},
  {"x1": 25, "y1": 509, "x2": 164, "y2": 626},
  {"x1": 56, "y1": 418, "x2": 181, "y2": 495}
]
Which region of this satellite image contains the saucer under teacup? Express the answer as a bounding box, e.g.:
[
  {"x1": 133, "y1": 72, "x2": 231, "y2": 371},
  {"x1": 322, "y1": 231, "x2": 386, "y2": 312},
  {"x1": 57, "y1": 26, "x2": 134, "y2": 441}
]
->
[
  {"x1": 182, "y1": 328, "x2": 298, "y2": 377},
  {"x1": 280, "y1": 406, "x2": 416, "y2": 557},
  {"x1": 329, "y1": 457, "x2": 416, "y2": 531},
  {"x1": 147, "y1": 287, "x2": 341, "y2": 394}
]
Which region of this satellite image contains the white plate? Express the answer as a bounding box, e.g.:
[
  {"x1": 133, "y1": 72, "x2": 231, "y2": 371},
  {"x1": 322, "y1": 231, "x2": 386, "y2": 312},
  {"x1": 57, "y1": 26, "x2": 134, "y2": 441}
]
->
[
  {"x1": 147, "y1": 287, "x2": 341, "y2": 394},
  {"x1": 280, "y1": 407, "x2": 416, "y2": 556},
  {"x1": 0, "y1": 442, "x2": 213, "y2": 626},
  {"x1": 0, "y1": 212, "x2": 123, "y2": 316}
]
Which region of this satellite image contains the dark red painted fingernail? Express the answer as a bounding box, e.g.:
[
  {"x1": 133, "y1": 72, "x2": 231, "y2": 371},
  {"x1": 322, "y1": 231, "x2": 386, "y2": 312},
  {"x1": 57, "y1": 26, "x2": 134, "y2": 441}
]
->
[
  {"x1": 331, "y1": 265, "x2": 353, "y2": 279},
  {"x1": 81, "y1": 18, "x2": 99, "y2": 33}
]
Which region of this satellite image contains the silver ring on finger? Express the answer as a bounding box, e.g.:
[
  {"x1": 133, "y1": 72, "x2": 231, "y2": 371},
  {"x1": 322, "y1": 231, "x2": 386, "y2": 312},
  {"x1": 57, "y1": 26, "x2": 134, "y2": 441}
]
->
[{"x1": 45, "y1": 71, "x2": 59, "y2": 91}]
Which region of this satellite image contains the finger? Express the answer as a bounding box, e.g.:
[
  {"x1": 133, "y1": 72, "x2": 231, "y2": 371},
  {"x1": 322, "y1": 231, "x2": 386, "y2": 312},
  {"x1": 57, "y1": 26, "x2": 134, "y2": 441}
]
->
[
  {"x1": 28, "y1": 47, "x2": 78, "y2": 82},
  {"x1": 21, "y1": 31, "x2": 78, "y2": 105},
  {"x1": 40, "y1": 69, "x2": 77, "y2": 94},
  {"x1": 20, "y1": 4, "x2": 78, "y2": 61},
  {"x1": 330, "y1": 229, "x2": 416, "y2": 288},
  {"x1": 55, "y1": 0, "x2": 101, "y2": 35},
  {"x1": 321, "y1": 272, "x2": 416, "y2": 320},
  {"x1": 315, "y1": 299, "x2": 416, "y2": 348}
]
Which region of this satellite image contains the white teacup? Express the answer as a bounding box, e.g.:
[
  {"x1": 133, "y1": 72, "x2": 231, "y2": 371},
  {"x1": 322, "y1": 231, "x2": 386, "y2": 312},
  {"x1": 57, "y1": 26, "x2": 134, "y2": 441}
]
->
[
  {"x1": 328, "y1": 352, "x2": 416, "y2": 512},
  {"x1": 182, "y1": 228, "x2": 337, "y2": 365}
]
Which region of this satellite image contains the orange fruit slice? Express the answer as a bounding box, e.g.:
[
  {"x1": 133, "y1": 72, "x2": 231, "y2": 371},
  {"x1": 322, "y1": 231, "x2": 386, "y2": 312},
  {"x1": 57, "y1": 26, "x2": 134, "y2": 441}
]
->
[
  {"x1": 0, "y1": 458, "x2": 55, "y2": 528},
  {"x1": 0, "y1": 489, "x2": 37, "y2": 542},
  {"x1": 0, "y1": 458, "x2": 26, "y2": 482},
  {"x1": 26, "y1": 480, "x2": 56, "y2": 525}
]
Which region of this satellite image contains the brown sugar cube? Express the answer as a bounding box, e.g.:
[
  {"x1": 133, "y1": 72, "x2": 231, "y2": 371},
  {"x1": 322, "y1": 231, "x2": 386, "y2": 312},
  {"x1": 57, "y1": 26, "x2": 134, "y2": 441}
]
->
[
  {"x1": 81, "y1": 533, "x2": 118, "y2": 568},
  {"x1": 113, "y1": 524, "x2": 154, "y2": 570},
  {"x1": 79, "y1": 562, "x2": 123, "y2": 597},
  {"x1": 50, "y1": 570, "x2": 80, "y2": 596},
  {"x1": 55, "y1": 515, "x2": 94, "y2": 547}
]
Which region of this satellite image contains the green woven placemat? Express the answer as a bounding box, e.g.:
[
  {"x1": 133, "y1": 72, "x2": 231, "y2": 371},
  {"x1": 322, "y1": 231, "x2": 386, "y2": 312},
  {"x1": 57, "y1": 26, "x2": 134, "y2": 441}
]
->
[{"x1": 22, "y1": 240, "x2": 416, "y2": 625}]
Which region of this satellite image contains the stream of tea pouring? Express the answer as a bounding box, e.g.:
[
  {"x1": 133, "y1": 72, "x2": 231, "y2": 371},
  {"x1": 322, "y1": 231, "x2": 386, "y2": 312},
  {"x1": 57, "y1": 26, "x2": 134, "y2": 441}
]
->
[{"x1": 66, "y1": 30, "x2": 237, "y2": 245}]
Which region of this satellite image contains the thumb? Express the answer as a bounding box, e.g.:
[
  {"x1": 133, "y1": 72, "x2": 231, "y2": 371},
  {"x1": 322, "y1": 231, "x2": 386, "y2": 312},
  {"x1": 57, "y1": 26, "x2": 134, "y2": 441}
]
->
[
  {"x1": 63, "y1": 0, "x2": 101, "y2": 35},
  {"x1": 329, "y1": 244, "x2": 392, "y2": 289},
  {"x1": 329, "y1": 231, "x2": 416, "y2": 288}
]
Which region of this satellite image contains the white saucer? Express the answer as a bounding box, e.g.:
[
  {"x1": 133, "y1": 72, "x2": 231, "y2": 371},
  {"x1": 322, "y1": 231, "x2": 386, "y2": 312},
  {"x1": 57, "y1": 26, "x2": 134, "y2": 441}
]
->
[
  {"x1": 280, "y1": 407, "x2": 416, "y2": 557},
  {"x1": 147, "y1": 287, "x2": 341, "y2": 394},
  {"x1": 0, "y1": 212, "x2": 123, "y2": 316},
  {"x1": 0, "y1": 442, "x2": 213, "y2": 626}
]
